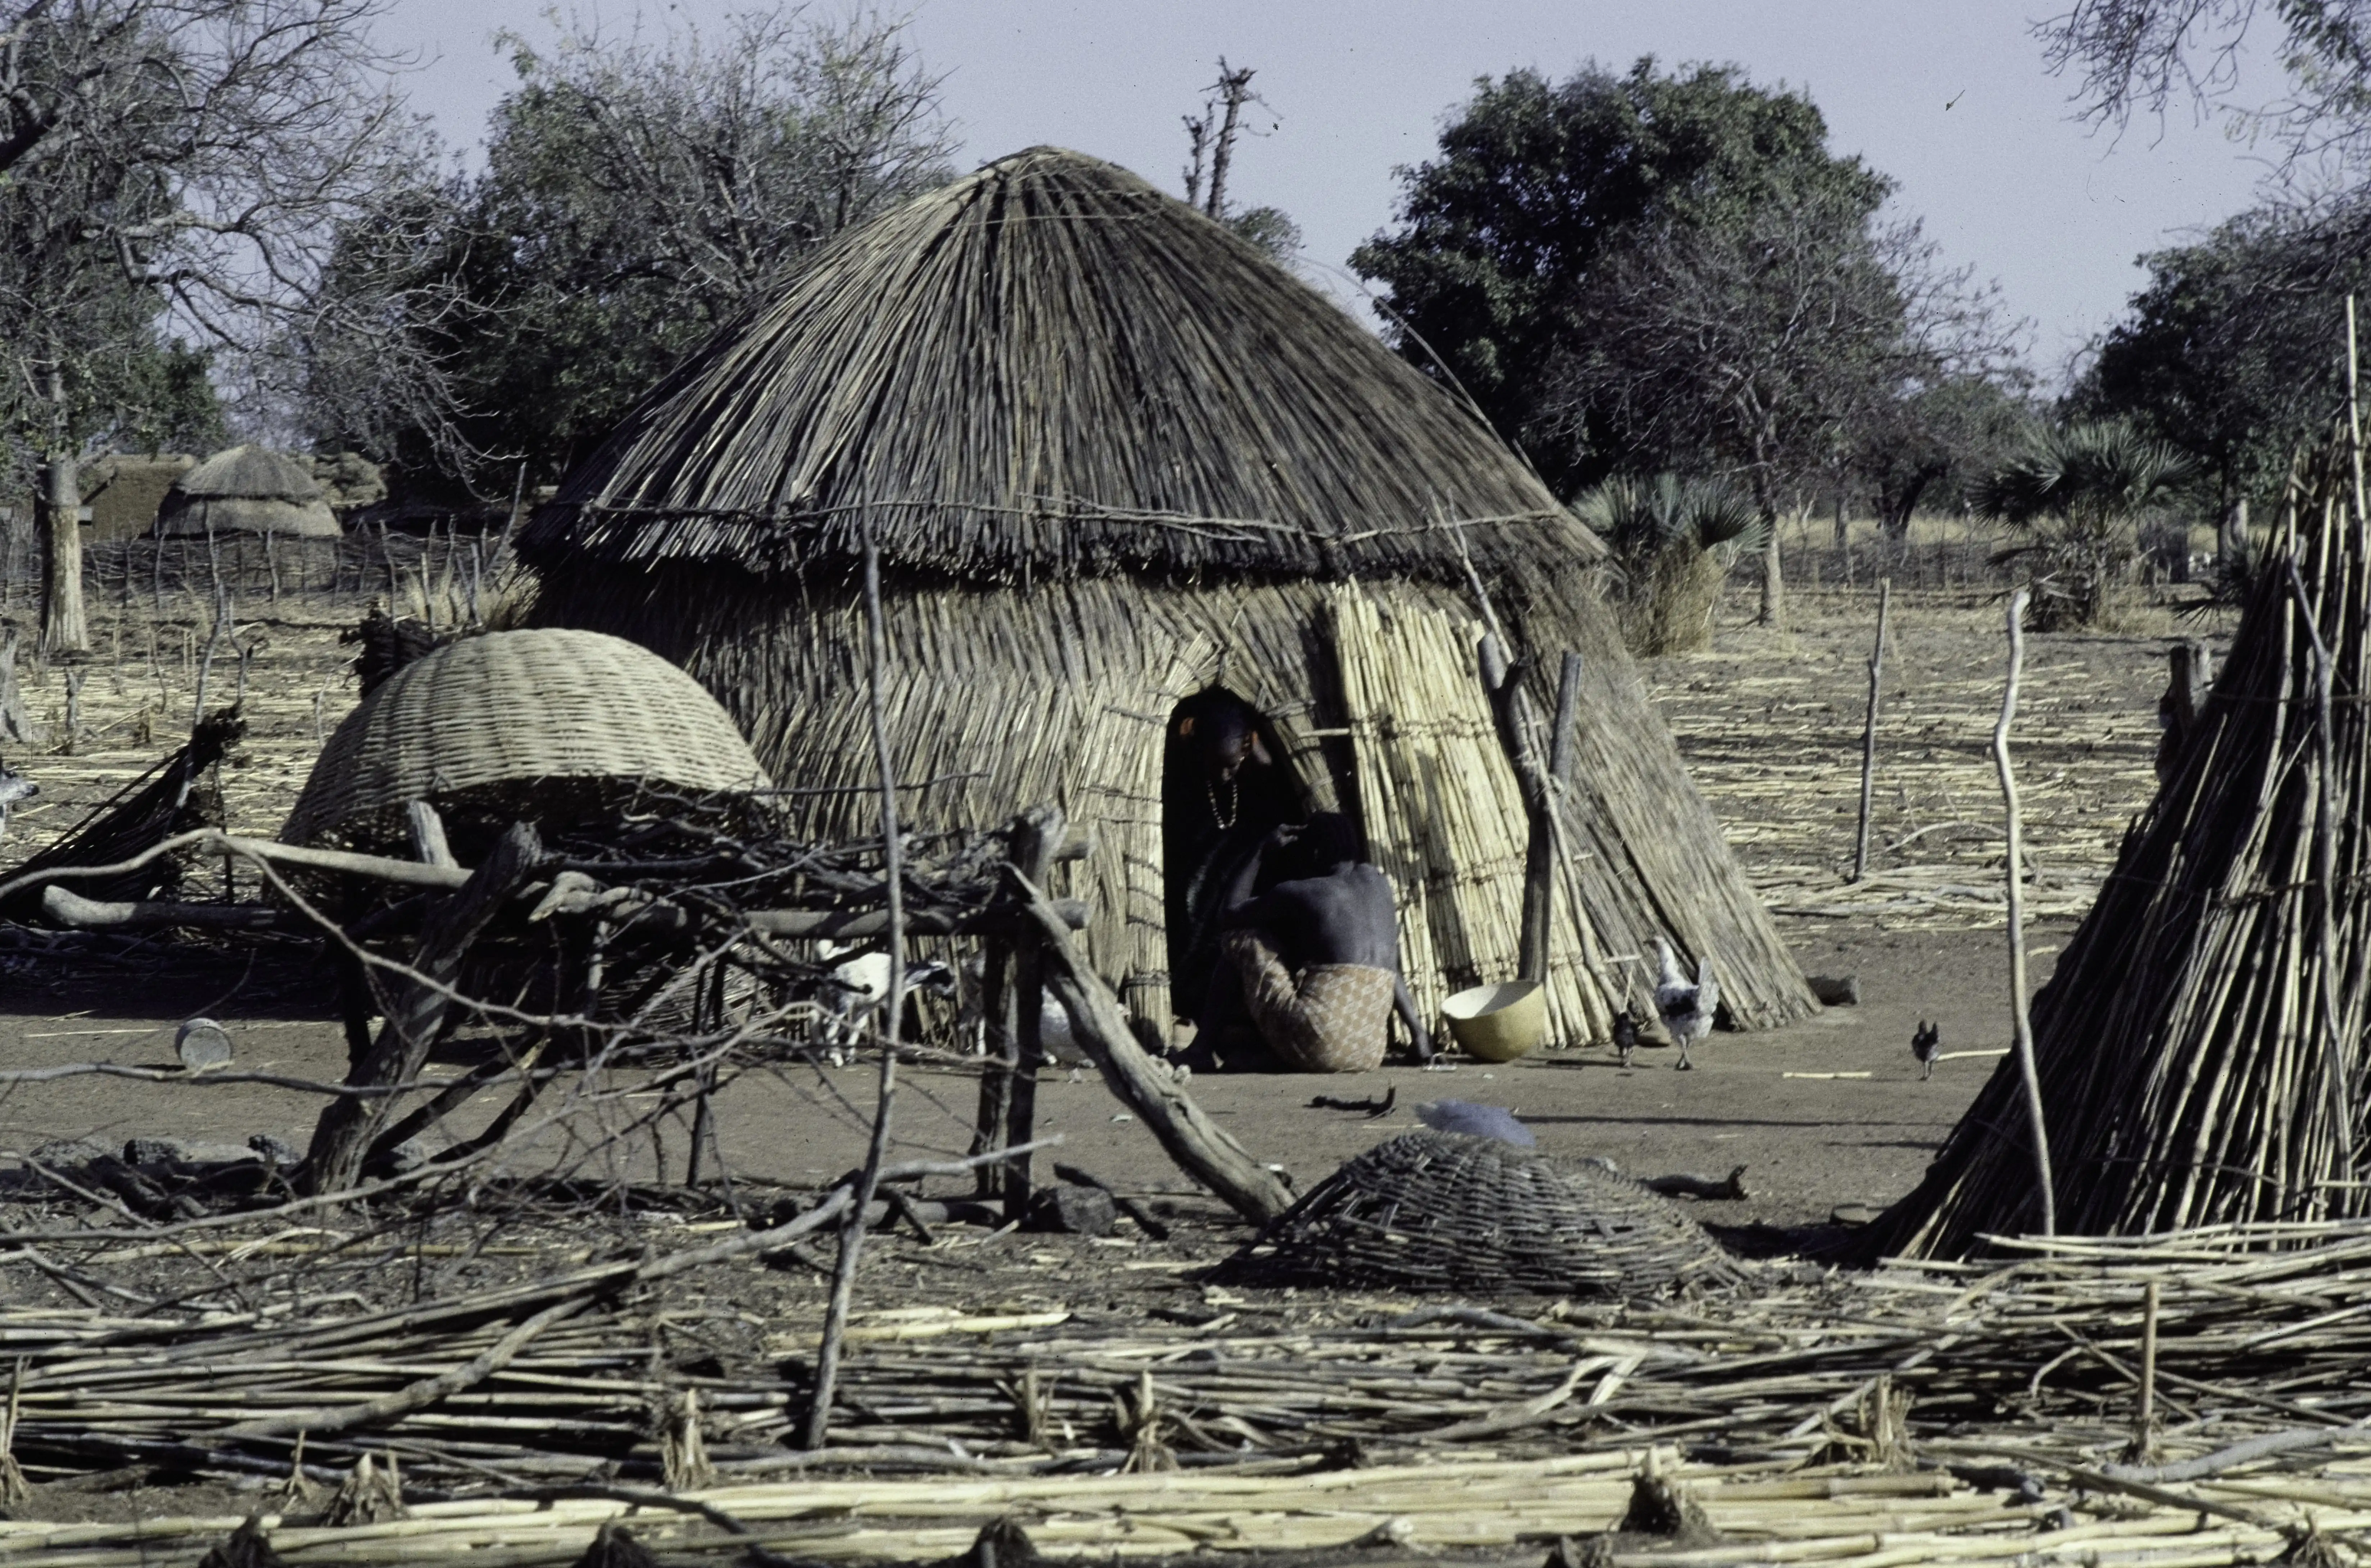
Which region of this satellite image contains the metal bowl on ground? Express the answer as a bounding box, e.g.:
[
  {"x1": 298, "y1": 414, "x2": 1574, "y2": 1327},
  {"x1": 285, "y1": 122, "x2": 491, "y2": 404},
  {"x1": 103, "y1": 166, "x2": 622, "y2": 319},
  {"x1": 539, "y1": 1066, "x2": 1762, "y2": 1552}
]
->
[{"x1": 1441, "y1": 979, "x2": 1546, "y2": 1061}]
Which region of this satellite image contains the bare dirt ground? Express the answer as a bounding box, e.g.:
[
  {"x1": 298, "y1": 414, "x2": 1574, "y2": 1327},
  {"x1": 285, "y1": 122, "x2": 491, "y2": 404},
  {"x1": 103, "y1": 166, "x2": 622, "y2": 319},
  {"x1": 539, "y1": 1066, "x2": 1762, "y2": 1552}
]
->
[{"x1": 0, "y1": 577, "x2": 2223, "y2": 1236}]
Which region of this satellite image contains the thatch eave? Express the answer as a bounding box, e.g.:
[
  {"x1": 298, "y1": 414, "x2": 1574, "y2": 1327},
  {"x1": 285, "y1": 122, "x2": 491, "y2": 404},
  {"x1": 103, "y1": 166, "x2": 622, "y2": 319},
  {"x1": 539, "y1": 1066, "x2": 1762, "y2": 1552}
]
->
[{"x1": 526, "y1": 498, "x2": 1597, "y2": 591}]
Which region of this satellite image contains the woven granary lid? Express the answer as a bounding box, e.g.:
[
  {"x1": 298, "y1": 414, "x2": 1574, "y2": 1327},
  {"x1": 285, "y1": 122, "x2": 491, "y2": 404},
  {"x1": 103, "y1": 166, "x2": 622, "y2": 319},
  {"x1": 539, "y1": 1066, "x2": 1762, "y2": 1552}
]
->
[
  {"x1": 282, "y1": 629, "x2": 771, "y2": 847},
  {"x1": 1223, "y1": 1131, "x2": 1752, "y2": 1297}
]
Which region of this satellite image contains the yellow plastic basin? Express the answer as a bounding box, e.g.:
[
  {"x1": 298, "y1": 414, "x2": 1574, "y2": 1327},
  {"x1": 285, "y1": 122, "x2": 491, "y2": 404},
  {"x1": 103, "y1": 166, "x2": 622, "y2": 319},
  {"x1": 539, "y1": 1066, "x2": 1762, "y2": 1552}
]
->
[{"x1": 1440, "y1": 980, "x2": 1547, "y2": 1062}]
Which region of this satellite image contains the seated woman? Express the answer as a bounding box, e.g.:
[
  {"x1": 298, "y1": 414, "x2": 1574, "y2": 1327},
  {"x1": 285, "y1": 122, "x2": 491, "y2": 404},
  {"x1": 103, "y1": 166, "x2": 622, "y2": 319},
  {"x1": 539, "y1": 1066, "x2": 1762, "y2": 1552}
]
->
[
  {"x1": 1197, "y1": 814, "x2": 1432, "y2": 1071},
  {"x1": 1164, "y1": 690, "x2": 1302, "y2": 1021}
]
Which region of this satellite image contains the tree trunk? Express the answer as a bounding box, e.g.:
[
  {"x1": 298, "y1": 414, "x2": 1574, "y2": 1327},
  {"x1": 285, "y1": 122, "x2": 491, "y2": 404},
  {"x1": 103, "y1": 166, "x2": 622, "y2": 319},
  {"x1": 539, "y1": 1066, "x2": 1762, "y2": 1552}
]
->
[
  {"x1": 37, "y1": 451, "x2": 86, "y2": 654},
  {"x1": 2219, "y1": 496, "x2": 2249, "y2": 578},
  {"x1": 1757, "y1": 521, "x2": 1786, "y2": 631}
]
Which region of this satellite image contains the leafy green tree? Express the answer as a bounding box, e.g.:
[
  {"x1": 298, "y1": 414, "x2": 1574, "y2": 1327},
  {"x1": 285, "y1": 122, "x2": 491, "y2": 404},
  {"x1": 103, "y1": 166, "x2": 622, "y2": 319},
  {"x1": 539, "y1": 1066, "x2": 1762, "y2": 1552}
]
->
[
  {"x1": 1351, "y1": 59, "x2": 1892, "y2": 497},
  {"x1": 2072, "y1": 210, "x2": 2361, "y2": 514},
  {"x1": 302, "y1": 10, "x2": 955, "y2": 493}
]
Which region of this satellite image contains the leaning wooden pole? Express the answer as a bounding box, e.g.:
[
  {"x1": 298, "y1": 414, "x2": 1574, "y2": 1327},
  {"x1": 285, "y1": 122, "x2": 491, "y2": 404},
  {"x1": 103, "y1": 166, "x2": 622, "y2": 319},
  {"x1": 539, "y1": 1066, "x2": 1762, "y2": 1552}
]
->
[
  {"x1": 1018, "y1": 885, "x2": 1295, "y2": 1222},
  {"x1": 1851, "y1": 578, "x2": 1891, "y2": 883},
  {"x1": 1994, "y1": 586, "x2": 2055, "y2": 1237},
  {"x1": 805, "y1": 531, "x2": 906, "y2": 1450}
]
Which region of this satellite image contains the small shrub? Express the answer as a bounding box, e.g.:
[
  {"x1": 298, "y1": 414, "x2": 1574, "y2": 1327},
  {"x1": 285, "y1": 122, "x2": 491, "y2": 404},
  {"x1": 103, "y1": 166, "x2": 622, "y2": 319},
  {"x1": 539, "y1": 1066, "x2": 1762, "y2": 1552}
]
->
[{"x1": 1578, "y1": 474, "x2": 1766, "y2": 656}]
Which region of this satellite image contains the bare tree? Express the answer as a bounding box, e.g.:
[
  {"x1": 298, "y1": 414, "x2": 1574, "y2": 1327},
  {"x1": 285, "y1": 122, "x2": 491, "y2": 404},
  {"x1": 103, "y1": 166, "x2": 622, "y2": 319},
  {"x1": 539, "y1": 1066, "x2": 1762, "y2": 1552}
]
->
[
  {"x1": 0, "y1": 0, "x2": 413, "y2": 652},
  {"x1": 2041, "y1": 0, "x2": 2371, "y2": 169},
  {"x1": 304, "y1": 8, "x2": 954, "y2": 489},
  {"x1": 1545, "y1": 188, "x2": 2022, "y2": 627},
  {"x1": 1178, "y1": 59, "x2": 1299, "y2": 260},
  {"x1": 490, "y1": 9, "x2": 953, "y2": 325}
]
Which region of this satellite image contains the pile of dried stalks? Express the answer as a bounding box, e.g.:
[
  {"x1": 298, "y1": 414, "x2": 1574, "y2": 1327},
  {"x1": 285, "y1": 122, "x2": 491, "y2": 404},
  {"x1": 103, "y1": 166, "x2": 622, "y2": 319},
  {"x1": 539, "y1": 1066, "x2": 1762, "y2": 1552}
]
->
[{"x1": 0, "y1": 1221, "x2": 2369, "y2": 1562}]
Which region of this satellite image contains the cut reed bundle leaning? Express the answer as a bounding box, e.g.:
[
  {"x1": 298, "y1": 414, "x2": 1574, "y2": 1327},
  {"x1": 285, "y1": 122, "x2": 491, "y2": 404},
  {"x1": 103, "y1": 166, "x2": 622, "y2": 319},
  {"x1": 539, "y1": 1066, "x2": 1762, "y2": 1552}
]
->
[{"x1": 1870, "y1": 427, "x2": 2371, "y2": 1257}]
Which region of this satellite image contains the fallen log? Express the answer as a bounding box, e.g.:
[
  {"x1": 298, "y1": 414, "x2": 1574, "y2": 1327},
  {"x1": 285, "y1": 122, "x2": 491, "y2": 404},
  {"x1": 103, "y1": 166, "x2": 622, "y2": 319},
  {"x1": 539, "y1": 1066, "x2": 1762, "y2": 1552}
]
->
[{"x1": 39, "y1": 885, "x2": 290, "y2": 932}]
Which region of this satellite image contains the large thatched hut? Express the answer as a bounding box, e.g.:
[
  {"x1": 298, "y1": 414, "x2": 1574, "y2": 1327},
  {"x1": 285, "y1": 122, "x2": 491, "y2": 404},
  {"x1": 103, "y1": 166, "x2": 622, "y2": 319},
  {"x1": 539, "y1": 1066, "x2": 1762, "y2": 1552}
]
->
[
  {"x1": 156, "y1": 445, "x2": 341, "y2": 538},
  {"x1": 520, "y1": 147, "x2": 1815, "y2": 1045}
]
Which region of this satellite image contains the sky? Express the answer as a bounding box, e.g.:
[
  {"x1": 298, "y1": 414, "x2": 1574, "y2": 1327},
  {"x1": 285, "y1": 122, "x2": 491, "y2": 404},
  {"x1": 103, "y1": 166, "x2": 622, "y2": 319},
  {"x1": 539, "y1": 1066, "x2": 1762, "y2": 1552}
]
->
[{"x1": 374, "y1": 0, "x2": 2285, "y2": 382}]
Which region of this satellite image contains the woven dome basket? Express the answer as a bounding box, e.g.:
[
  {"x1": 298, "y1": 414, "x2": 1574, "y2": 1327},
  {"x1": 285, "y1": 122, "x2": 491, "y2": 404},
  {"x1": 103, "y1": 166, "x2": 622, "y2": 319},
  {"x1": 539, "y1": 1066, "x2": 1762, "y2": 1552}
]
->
[
  {"x1": 283, "y1": 629, "x2": 772, "y2": 849},
  {"x1": 1223, "y1": 1132, "x2": 1752, "y2": 1298}
]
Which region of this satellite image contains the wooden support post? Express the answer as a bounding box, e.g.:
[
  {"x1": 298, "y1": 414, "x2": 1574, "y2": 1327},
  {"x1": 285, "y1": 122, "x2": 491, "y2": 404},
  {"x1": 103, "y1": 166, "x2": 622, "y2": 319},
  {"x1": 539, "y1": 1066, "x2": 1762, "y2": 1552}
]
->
[
  {"x1": 999, "y1": 806, "x2": 1063, "y2": 1220},
  {"x1": 1017, "y1": 882, "x2": 1294, "y2": 1222},
  {"x1": 1851, "y1": 578, "x2": 1891, "y2": 883},
  {"x1": 970, "y1": 930, "x2": 1016, "y2": 1199},
  {"x1": 1480, "y1": 636, "x2": 1578, "y2": 985},
  {"x1": 1995, "y1": 587, "x2": 2055, "y2": 1237},
  {"x1": 300, "y1": 821, "x2": 545, "y2": 1196}
]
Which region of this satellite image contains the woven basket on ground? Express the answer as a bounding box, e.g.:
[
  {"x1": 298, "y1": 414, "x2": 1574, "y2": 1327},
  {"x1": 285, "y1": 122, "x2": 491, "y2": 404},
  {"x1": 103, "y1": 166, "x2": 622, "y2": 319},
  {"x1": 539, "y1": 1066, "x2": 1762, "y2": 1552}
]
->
[
  {"x1": 1223, "y1": 1132, "x2": 1752, "y2": 1298},
  {"x1": 282, "y1": 629, "x2": 772, "y2": 851}
]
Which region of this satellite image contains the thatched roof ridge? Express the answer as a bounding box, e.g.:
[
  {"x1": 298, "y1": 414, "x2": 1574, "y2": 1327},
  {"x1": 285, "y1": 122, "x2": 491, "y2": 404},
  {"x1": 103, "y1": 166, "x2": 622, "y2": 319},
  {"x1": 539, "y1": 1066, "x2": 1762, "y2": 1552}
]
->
[
  {"x1": 171, "y1": 445, "x2": 325, "y2": 502},
  {"x1": 522, "y1": 147, "x2": 1596, "y2": 585}
]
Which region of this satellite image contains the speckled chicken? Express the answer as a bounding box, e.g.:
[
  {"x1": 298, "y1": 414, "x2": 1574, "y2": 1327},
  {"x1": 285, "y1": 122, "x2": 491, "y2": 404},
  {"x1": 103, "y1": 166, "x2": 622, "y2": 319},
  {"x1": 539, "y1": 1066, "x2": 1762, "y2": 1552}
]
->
[{"x1": 1654, "y1": 939, "x2": 1718, "y2": 1072}]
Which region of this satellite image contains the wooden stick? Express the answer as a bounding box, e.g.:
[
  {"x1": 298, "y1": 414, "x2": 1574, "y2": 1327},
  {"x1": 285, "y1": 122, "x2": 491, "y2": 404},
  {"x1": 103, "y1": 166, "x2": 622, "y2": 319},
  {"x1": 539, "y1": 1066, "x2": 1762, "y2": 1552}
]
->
[
  {"x1": 1001, "y1": 807, "x2": 1063, "y2": 1217},
  {"x1": 1995, "y1": 586, "x2": 2055, "y2": 1237},
  {"x1": 1520, "y1": 652, "x2": 1582, "y2": 983},
  {"x1": 299, "y1": 823, "x2": 547, "y2": 1196},
  {"x1": 1018, "y1": 881, "x2": 1295, "y2": 1222},
  {"x1": 1852, "y1": 578, "x2": 1890, "y2": 883},
  {"x1": 38, "y1": 885, "x2": 286, "y2": 931},
  {"x1": 805, "y1": 531, "x2": 905, "y2": 1451},
  {"x1": 2135, "y1": 1278, "x2": 2159, "y2": 1454},
  {"x1": 2286, "y1": 560, "x2": 2354, "y2": 1184}
]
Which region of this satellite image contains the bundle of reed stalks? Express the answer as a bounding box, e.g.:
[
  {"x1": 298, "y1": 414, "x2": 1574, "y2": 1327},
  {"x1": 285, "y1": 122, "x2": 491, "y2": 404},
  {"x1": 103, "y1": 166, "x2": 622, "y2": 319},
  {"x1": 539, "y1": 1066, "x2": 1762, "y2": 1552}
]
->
[{"x1": 1869, "y1": 423, "x2": 2371, "y2": 1257}]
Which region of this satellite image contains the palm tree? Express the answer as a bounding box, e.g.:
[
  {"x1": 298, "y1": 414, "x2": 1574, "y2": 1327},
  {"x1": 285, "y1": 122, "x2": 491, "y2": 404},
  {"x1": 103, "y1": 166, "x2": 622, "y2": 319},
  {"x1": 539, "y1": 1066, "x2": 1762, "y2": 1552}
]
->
[
  {"x1": 1976, "y1": 420, "x2": 2193, "y2": 629},
  {"x1": 1578, "y1": 473, "x2": 1769, "y2": 654}
]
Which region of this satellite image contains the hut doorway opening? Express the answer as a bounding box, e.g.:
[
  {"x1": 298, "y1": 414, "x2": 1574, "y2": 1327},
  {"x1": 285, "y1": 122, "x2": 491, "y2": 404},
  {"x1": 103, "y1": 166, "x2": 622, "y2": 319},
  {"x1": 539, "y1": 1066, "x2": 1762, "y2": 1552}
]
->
[{"x1": 1162, "y1": 685, "x2": 1313, "y2": 1022}]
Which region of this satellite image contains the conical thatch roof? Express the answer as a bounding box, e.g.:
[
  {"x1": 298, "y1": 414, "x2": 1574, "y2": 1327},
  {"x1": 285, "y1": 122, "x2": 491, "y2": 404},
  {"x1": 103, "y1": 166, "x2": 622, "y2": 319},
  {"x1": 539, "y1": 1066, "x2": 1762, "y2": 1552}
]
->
[
  {"x1": 157, "y1": 444, "x2": 341, "y2": 538},
  {"x1": 521, "y1": 147, "x2": 1596, "y2": 584},
  {"x1": 1868, "y1": 439, "x2": 2371, "y2": 1259}
]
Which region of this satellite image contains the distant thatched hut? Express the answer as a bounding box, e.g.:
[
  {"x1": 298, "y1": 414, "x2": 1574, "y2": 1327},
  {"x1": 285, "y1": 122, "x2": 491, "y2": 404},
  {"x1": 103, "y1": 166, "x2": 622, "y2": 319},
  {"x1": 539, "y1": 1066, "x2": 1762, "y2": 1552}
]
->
[
  {"x1": 520, "y1": 147, "x2": 1815, "y2": 1044},
  {"x1": 156, "y1": 445, "x2": 341, "y2": 538}
]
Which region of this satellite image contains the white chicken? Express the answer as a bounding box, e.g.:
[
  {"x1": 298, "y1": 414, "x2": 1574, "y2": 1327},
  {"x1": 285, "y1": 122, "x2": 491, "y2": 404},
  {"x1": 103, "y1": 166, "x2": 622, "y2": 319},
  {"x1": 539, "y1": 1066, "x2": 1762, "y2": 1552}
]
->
[
  {"x1": 1653, "y1": 939, "x2": 1719, "y2": 1072},
  {"x1": 816, "y1": 946, "x2": 954, "y2": 1064},
  {"x1": 0, "y1": 762, "x2": 35, "y2": 844}
]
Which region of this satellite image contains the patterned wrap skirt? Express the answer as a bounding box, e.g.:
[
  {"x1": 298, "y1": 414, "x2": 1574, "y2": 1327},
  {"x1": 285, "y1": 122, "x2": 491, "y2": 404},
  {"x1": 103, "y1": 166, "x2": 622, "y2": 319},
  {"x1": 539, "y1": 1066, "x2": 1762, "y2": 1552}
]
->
[{"x1": 1224, "y1": 929, "x2": 1394, "y2": 1073}]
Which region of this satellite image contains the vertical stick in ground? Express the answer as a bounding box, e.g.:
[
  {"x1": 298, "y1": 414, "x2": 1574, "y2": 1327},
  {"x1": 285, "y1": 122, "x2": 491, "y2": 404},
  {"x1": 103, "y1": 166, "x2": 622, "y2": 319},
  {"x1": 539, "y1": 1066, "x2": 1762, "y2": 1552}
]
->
[
  {"x1": 1852, "y1": 579, "x2": 1892, "y2": 883},
  {"x1": 2131, "y1": 1277, "x2": 2160, "y2": 1460},
  {"x1": 2287, "y1": 560, "x2": 2354, "y2": 1186},
  {"x1": 1995, "y1": 585, "x2": 2055, "y2": 1236},
  {"x1": 804, "y1": 528, "x2": 905, "y2": 1450}
]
